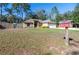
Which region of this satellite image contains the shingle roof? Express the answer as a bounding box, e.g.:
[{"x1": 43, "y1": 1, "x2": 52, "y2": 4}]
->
[{"x1": 59, "y1": 20, "x2": 72, "y2": 23}]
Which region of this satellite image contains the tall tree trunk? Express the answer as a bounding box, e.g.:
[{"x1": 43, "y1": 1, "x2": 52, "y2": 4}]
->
[{"x1": 21, "y1": 12, "x2": 23, "y2": 22}]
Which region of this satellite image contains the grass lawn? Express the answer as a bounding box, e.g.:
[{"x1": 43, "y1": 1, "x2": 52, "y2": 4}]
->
[{"x1": 0, "y1": 28, "x2": 79, "y2": 55}]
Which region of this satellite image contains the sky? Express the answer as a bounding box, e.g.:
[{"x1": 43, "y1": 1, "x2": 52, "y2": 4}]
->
[
  {"x1": 2, "y1": 3, "x2": 77, "y2": 15},
  {"x1": 30, "y1": 3, "x2": 77, "y2": 14},
  {"x1": 1, "y1": 3, "x2": 77, "y2": 18}
]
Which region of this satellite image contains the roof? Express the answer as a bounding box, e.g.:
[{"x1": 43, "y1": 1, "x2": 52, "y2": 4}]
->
[
  {"x1": 24, "y1": 19, "x2": 34, "y2": 23},
  {"x1": 24, "y1": 19, "x2": 42, "y2": 23},
  {"x1": 43, "y1": 20, "x2": 51, "y2": 23},
  {"x1": 42, "y1": 20, "x2": 55, "y2": 24},
  {"x1": 59, "y1": 20, "x2": 72, "y2": 23}
]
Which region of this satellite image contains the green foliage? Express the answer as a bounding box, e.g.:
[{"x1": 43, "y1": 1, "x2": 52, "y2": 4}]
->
[
  {"x1": 36, "y1": 9, "x2": 47, "y2": 20},
  {"x1": 63, "y1": 11, "x2": 73, "y2": 20},
  {"x1": 56, "y1": 15, "x2": 62, "y2": 27},
  {"x1": 12, "y1": 3, "x2": 30, "y2": 22},
  {"x1": 0, "y1": 3, "x2": 31, "y2": 23},
  {"x1": 50, "y1": 6, "x2": 59, "y2": 20},
  {"x1": 63, "y1": 3, "x2": 79, "y2": 24},
  {"x1": 72, "y1": 3, "x2": 79, "y2": 24},
  {"x1": 0, "y1": 3, "x2": 8, "y2": 21},
  {"x1": 0, "y1": 15, "x2": 7, "y2": 22},
  {"x1": 7, "y1": 15, "x2": 14, "y2": 23},
  {"x1": 25, "y1": 11, "x2": 39, "y2": 20},
  {"x1": 50, "y1": 6, "x2": 61, "y2": 27}
]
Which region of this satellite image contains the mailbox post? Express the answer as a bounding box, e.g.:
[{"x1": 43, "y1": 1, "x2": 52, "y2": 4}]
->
[{"x1": 64, "y1": 27, "x2": 69, "y2": 46}]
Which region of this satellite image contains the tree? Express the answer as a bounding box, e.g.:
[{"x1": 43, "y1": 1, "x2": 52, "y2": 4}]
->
[
  {"x1": 74, "y1": 3, "x2": 79, "y2": 12},
  {"x1": 56, "y1": 14, "x2": 63, "y2": 27},
  {"x1": 72, "y1": 3, "x2": 79, "y2": 24},
  {"x1": 50, "y1": 6, "x2": 59, "y2": 20},
  {"x1": 23, "y1": 3, "x2": 30, "y2": 17},
  {"x1": 0, "y1": 15, "x2": 7, "y2": 22},
  {"x1": 50, "y1": 6, "x2": 60, "y2": 27},
  {"x1": 12, "y1": 3, "x2": 22, "y2": 23},
  {"x1": 5, "y1": 5, "x2": 14, "y2": 23},
  {"x1": 36, "y1": 9, "x2": 47, "y2": 20},
  {"x1": 12, "y1": 3, "x2": 30, "y2": 22},
  {"x1": 0, "y1": 3, "x2": 8, "y2": 21},
  {"x1": 12, "y1": 3, "x2": 21, "y2": 17},
  {"x1": 24, "y1": 11, "x2": 38, "y2": 20},
  {"x1": 0, "y1": 3, "x2": 4, "y2": 21},
  {"x1": 63, "y1": 11, "x2": 73, "y2": 20},
  {"x1": 7, "y1": 15, "x2": 14, "y2": 23}
]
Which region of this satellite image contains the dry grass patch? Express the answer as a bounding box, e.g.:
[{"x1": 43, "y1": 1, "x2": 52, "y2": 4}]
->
[{"x1": 0, "y1": 28, "x2": 79, "y2": 55}]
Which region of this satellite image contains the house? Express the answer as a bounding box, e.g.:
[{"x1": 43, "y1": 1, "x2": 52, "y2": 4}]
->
[
  {"x1": 0, "y1": 22, "x2": 14, "y2": 29},
  {"x1": 42, "y1": 20, "x2": 56, "y2": 28},
  {"x1": 24, "y1": 19, "x2": 42, "y2": 28},
  {"x1": 59, "y1": 20, "x2": 73, "y2": 28},
  {"x1": 73, "y1": 23, "x2": 79, "y2": 28},
  {"x1": 24, "y1": 19, "x2": 57, "y2": 28},
  {"x1": 0, "y1": 24, "x2": 6, "y2": 29},
  {"x1": 23, "y1": 19, "x2": 33, "y2": 28}
]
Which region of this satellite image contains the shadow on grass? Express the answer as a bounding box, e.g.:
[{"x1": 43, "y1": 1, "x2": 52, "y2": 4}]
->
[
  {"x1": 66, "y1": 51, "x2": 79, "y2": 55},
  {"x1": 69, "y1": 39, "x2": 79, "y2": 48}
]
